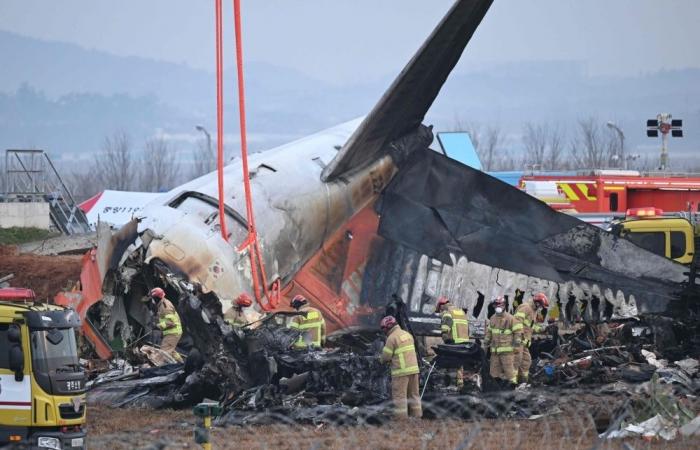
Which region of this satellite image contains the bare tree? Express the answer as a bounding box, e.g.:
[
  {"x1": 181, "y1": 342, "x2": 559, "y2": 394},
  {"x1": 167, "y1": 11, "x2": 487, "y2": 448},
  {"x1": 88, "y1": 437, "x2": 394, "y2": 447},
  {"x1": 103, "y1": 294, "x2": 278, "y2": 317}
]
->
[
  {"x1": 494, "y1": 148, "x2": 521, "y2": 171},
  {"x1": 546, "y1": 125, "x2": 566, "y2": 170},
  {"x1": 94, "y1": 131, "x2": 135, "y2": 190},
  {"x1": 140, "y1": 137, "x2": 179, "y2": 192},
  {"x1": 523, "y1": 123, "x2": 547, "y2": 168},
  {"x1": 67, "y1": 167, "x2": 101, "y2": 203},
  {"x1": 191, "y1": 137, "x2": 216, "y2": 179},
  {"x1": 462, "y1": 122, "x2": 481, "y2": 153},
  {"x1": 479, "y1": 126, "x2": 504, "y2": 171},
  {"x1": 569, "y1": 118, "x2": 617, "y2": 169},
  {"x1": 450, "y1": 118, "x2": 507, "y2": 171}
]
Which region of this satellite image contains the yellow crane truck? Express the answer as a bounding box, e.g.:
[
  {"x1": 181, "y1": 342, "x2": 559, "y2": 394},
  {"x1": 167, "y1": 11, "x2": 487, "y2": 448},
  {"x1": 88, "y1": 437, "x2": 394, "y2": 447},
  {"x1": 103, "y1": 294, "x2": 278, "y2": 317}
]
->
[{"x1": 1, "y1": 288, "x2": 86, "y2": 449}]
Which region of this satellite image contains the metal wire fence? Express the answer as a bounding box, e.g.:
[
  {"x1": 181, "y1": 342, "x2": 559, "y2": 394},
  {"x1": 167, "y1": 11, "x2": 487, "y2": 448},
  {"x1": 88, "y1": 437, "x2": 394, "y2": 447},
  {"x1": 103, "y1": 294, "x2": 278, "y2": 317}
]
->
[{"x1": 85, "y1": 377, "x2": 699, "y2": 450}]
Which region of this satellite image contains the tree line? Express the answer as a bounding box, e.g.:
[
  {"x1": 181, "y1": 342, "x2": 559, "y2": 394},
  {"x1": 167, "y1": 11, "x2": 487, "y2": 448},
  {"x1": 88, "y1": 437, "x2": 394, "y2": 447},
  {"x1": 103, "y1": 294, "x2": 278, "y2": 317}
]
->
[
  {"x1": 0, "y1": 116, "x2": 685, "y2": 203},
  {"x1": 66, "y1": 131, "x2": 218, "y2": 201},
  {"x1": 459, "y1": 116, "x2": 661, "y2": 172}
]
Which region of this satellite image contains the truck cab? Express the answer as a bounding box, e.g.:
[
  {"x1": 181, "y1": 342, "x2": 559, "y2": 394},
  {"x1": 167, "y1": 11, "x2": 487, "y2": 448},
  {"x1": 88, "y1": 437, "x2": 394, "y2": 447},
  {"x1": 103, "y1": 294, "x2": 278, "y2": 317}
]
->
[
  {"x1": 610, "y1": 207, "x2": 696, "y2": 265},
  {"x1": 0, "y1": 288, "x2": 86, "y2": 449}
]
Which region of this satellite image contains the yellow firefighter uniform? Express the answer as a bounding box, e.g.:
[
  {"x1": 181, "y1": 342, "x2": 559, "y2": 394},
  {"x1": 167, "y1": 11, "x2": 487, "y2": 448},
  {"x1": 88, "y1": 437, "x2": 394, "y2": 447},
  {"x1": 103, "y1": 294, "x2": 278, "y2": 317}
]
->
[
  {"x1": 484, "y1": 311, "x2": 520, "y2": 384},
  {"x1": 440, "y1": 304, "x2": 470, "y2": 387},
  {"x1": 380, "y1": 325, "x2": 422, "y2": 418},
  {"x1": 224, "y1": 306, "x2": 248, "y2": 328},
  {"x1": 157, "y1": 297, "x2": 183, "y2": 362},
  {"x1": 288, "y1": 305, "x2": 326, "y2": 349},
  {"x1": 513, "y1": 300, "x2": 545, "y2": 383}
]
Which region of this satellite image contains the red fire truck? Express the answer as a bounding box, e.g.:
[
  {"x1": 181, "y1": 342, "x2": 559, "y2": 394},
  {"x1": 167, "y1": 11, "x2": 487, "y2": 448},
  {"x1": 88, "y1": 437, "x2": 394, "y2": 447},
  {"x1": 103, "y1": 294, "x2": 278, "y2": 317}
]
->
[{"x1": 520, "y1": 170, "x2": 700, "y2": 214}]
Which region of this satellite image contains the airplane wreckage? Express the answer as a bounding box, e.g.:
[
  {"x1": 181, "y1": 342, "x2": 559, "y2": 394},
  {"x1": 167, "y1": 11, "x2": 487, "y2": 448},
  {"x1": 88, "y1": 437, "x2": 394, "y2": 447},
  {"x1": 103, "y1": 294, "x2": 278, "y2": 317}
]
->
[{"x1": 57, "y1": 0, "x2": 699, "y2": 423}]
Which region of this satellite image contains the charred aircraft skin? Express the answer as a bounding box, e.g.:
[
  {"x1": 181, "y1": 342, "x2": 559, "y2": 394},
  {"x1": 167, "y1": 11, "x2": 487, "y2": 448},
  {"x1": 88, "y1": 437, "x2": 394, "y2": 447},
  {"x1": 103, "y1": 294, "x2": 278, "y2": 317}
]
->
[
  {"x1": 90, "y1": 0, "x2": 495, "y2": 345},
  {"x1": 126, "y1": 123, "x2": 429, "y2": 302},
  {"x1": 87, "y1": 0, "x2": 694, "y2": 354},
  {"x1": 365, "y1": 150, "x2": 698, "y2": 333}
]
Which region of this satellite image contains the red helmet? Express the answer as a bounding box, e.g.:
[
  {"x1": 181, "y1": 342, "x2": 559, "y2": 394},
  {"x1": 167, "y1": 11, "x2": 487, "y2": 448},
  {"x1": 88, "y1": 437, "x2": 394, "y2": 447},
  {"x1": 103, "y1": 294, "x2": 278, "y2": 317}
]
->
[
  {"x1": 533, "y1": 292, "x2": 549, "y2": 308},
  {"x1": 236, "y1": 293, "x2": 253, "y2": 307},
  {"x1": 435, "y1": 297, "x2": 450, "y2": 313},
  {"x1": 492, "y1": 296, "x2": 505, "y2": 309},
  {"x1": 380, "y1": 315, "x2": 397, "y2": 331},
  {"x1": 290, "y1": 294, "x2": 307, "y2": 309},
  {"x1": 149, "y1": 287, "x2": 165, "y2": 299}
]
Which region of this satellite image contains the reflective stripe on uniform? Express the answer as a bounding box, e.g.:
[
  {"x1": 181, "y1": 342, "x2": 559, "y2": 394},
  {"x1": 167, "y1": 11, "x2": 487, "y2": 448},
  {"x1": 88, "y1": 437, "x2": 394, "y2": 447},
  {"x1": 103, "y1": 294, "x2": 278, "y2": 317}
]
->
[
  {"x1": 391, "y1": 344, "x2": 419, "y2": 376},
  {"x1": 489, "y1": 327, "x2": 512, "y2": 335},
  {"x1": 495, "y1": 346, "x2": 513, "y2": 353},
  {"x1": 512, "y1": 323, "x2": 524, "y2": 332},
  {"x1": 290, "y1": 310, "x2": 324, "y2": 348},
  {"x1": 450, "y1": 309, "x2": 470, "y2": 343},
  {"x1": 159, "y1": 313, "x2": 182, "y2": 336},
  {"x1": 515, "y1": 311, "x2": 533, "y2": 327},
  {"x1": 442, "y1": 308, "x2": 469, "y2": 343}
]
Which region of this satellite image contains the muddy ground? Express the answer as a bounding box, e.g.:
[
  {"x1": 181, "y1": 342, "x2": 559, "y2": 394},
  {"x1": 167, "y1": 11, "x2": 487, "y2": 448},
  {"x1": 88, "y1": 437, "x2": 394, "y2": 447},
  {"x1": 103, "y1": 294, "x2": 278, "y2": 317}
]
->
[
  {"x1": 0, "y1": 245, "x2": 82, "y2": 300},
  {"x1": 87, "y1": 404, "x2": 699, "y2": 450}
]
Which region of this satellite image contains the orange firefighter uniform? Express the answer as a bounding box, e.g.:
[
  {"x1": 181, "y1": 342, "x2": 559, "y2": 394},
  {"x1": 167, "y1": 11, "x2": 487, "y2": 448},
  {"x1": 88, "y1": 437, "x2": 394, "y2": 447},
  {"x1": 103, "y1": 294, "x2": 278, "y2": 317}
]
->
[
  {"x1": 513, "y1": 300, "x2": 545, "y2": 383},
  {"x1": 288, "y1": 305, "x2": 326, "y2": 349},
  {"x1": 484, "y1": 311, "x2": 520, "y2": 384},
  {"x1": 380, "y1": 325, "x2": 422, "y2": 418}
]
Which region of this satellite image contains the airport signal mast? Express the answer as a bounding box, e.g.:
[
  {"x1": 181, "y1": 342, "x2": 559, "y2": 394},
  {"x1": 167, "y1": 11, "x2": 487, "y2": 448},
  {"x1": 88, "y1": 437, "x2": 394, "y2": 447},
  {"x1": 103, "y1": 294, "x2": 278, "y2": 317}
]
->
[{"x1": 647, "y1": 113, "x2": 683, "y2": 170}]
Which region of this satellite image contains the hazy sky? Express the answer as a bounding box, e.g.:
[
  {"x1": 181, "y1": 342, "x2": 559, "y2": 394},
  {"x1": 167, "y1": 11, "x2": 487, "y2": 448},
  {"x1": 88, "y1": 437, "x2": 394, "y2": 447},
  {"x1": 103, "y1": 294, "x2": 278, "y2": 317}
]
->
[{"x1": 1, "y1": 0, "x2": 698, "y2": 84}]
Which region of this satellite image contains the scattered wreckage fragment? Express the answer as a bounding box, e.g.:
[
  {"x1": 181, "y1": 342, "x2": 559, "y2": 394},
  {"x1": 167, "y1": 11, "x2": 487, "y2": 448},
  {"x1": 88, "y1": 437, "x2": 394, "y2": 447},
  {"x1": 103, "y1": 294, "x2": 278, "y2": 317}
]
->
[
  {"x1": 56, "y1": 0, "x2": 697, "y2": 371},
  {"x1": 64, "y1": 0, "x2": 699, "y2": 432}
]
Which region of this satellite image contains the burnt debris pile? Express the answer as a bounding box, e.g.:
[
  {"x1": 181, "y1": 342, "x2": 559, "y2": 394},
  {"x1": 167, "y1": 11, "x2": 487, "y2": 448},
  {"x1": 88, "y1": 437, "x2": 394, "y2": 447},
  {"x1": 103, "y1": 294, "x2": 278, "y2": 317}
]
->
[
  {"x1": 528, "y1": 316, "x2": 700, "y2": 389},
  {"x1": 88, "y1": 314, "x2": 394, "y2": 423},
  {"x1": 86, "y1": 298, "x2": 699, "y2": 429}
]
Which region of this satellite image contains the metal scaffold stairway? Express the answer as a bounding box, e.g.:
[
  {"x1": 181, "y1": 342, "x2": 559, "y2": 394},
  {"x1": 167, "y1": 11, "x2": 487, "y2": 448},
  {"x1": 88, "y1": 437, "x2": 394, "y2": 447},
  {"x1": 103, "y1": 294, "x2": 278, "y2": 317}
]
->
[{"x1": 4, "y1": 149, "x2": 91, "y2": 235}]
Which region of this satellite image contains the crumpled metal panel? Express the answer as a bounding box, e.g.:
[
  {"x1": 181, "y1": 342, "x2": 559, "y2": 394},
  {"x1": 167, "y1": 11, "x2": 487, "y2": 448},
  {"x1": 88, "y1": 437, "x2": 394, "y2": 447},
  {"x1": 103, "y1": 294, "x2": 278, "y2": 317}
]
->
[
  {"x1": 131, "y1": 121, "x2": 417, "y2": 311},
  {"x1": 371, "y1": 149, "x2": 693, "y2": 323}
]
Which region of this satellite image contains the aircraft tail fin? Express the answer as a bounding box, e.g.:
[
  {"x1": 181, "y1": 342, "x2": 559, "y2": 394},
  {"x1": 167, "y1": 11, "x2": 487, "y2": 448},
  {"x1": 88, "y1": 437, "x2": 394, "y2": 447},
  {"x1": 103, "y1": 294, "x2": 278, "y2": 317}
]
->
[{"x1": 321, "y1": 0, "x2": 493, "y2": 181}]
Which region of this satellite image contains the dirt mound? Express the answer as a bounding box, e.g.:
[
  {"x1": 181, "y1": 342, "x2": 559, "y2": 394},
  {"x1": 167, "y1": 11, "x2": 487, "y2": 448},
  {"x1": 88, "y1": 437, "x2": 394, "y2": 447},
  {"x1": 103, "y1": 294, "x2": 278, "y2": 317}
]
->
[{"x1": 0, "y1": 245, "x2": 83, "y2": 300}]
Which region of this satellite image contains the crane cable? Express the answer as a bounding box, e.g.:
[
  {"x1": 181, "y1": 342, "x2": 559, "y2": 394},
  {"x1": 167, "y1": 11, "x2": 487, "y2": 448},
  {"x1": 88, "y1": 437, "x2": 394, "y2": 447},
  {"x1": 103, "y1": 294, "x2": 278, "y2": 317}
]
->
[
  {"x1": 215, "y1": 0, "x2": 279, "y2": 311},
  {"x1": 214, "y1": 0, "x2": 229, "y2": 242}
]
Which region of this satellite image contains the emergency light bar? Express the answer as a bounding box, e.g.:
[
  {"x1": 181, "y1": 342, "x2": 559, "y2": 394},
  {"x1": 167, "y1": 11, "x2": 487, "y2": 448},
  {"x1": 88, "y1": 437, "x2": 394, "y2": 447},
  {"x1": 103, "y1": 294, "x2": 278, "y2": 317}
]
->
[
  {"x1": 0, "y1": 287, "x2": 37, "y2": 302},
  {"x1": 626, "y1": 207, "x2": 663, "y2": 218}
]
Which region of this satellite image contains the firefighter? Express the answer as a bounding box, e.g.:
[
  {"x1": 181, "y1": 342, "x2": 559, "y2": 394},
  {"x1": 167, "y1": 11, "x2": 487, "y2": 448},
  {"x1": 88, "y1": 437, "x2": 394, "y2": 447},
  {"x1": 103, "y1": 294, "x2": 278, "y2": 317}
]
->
[
  {"x1": 513, "y1": 292, "x2": 549, "y2": 384},
  {"x1": 435, "y1": 296, "x2": 469, "y2": 388},
  {"x1": 484, "y1": 297, "x2": 520, "y2": 386},
  {"x1": 224, "y1": 293, "x2": 254, "y2": 328},
  {"x1": 149, "y1": 287, "x2": 183, "y2": 363},
  {"x1": 379, "y1": 316, "x2": 422, "y2": 419},
  {"x1": 287, "y1": 294, "x2": 326, "y2": 349}
]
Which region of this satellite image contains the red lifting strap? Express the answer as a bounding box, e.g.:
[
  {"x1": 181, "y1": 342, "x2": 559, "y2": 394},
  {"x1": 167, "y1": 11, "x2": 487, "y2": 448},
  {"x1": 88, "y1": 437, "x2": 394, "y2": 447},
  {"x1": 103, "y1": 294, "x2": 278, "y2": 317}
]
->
[{"x1": 232, "y1": 0, "x2": 279, "y2": 310}]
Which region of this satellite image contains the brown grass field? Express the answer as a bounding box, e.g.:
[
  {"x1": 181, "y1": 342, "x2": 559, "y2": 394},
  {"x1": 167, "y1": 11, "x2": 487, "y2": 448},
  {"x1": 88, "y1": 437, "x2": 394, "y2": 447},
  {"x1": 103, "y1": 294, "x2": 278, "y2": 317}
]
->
[{"x1": 87, "y1": 405, "x2": 700, "y2": 449}]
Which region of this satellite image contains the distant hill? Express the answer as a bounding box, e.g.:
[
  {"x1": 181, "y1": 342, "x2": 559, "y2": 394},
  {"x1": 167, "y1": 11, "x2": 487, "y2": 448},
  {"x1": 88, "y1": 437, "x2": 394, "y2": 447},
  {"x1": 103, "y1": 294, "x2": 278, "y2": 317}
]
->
[{"x1": 1, "y1": 30, "x2": 698, "y2": 163}]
